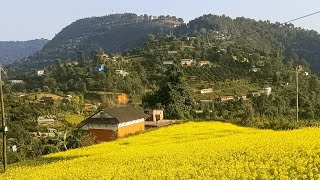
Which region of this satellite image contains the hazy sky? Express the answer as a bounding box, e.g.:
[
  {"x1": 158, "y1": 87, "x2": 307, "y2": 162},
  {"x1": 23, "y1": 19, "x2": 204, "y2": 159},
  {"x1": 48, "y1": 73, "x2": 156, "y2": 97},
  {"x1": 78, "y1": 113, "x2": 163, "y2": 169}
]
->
[{"x1": 1, "y1": 0, "x2": 320, "y2": 41}]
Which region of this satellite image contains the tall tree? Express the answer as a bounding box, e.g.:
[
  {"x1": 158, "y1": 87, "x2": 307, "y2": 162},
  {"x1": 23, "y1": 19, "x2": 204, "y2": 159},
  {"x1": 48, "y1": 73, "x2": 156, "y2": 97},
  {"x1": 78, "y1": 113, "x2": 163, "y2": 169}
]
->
[{"x1": 146, "y1": 65, "x2": 194, "y2": 119}]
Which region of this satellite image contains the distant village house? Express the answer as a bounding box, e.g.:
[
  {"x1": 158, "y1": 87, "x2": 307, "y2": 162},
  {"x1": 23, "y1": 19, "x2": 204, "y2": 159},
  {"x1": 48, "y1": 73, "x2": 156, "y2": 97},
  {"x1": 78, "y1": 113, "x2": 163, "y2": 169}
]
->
[
  {"x1": 162, "y1": 61, "x2": 174, "y2": 65},
  {"x1": 168, "y1": 51, "x2": 178, "y2": 55},
  {"x1": 9, "y1": 80, "x2": 24, "y2": 84},
  {"x1": 200, "y1": 88, "x2": 213, "y2": 94},
  {"x1": 36, "y1": 70, "x2": 45, "y2": 76},
  {"x1": 200, "y1": 100, "x2": 213, "y2": 103},
  {"x1": 262, "y1": 87, "x2": 272, "y2": 96},
  {"x1": 199, "y1": 61, "x2": 212, "y2": 67},
  {"x1": 37, "y1": 118, "x2": 55, "y2": 126},
  {"x1": 220, "y1": 96, "x2": 235, "y2": 102},
  {"x1": 144, "y1": 109, "x2": 164, "y2": 122},
  {"x1": 237, "y1": 94, "x2": 248, "y2": 100},
  {"x1": 180, "y1": 59, "x2": 194, "y2": 67}
]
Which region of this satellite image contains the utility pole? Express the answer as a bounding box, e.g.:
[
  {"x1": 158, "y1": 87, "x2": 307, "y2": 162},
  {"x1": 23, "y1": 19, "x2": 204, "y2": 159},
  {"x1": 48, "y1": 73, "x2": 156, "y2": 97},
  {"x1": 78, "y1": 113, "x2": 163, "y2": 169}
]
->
[
  {"x1": 296, "y1": 65, "x2": 299, "y2": 122},
  {"x1": 0, "y1": 67, "x2": 7, "y2": 172}
]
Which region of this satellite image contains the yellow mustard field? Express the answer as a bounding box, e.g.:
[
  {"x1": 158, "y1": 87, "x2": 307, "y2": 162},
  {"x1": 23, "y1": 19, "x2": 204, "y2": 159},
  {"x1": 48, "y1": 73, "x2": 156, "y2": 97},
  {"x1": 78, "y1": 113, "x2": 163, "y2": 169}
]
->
[{"x1": 2, "y1": 122, "x2": 320, "y2": 179}]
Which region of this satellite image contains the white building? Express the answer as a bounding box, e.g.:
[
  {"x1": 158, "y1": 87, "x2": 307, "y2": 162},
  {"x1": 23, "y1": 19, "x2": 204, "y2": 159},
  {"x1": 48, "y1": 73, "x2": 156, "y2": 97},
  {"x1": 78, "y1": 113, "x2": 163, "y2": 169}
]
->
[
  {"x1": 250, "y1": 67, "x2": 260, "y2": 73},
  {"x1": 200, "y1": 88, "x2": 213, "y2": 94},
  {"x1": 37, "y1": 70, "x2": 45, "y2": 76},
  {"x1": 37, "y1": 119, "x2": 55, "y2": 125},
  {"x1": 10, "y1": 80, "x2": 24, "y2": 84},
  {"x1": 162, "y1": 61, "x2": 174, "y2": 65},
  {"x1": 168, "y1": 51, "x2": 178, "y2": 55},
  {"x1": 262, "y1": 87, "x2": 272, "y2": 96},
  {"x1": 180, "y1": 59, "x2": 194, "y2": 66}
]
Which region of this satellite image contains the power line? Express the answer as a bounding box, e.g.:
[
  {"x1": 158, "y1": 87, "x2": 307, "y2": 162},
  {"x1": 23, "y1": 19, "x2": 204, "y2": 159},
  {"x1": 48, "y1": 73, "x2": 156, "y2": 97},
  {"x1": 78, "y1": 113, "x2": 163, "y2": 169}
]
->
[{"x1": 282, "y1": 10, "x2": 320, "y2": 24}]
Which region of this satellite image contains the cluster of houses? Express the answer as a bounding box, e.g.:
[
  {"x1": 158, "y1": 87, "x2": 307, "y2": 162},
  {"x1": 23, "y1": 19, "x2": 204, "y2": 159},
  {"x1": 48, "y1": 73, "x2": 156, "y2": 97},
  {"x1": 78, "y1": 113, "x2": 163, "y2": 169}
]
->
[
  {"x1": 198, "y1": 87, "x2": 272, "y2": 103},
  {"x1": 33, "y1": 105, "x2": 165, "y2": 142},
  {"x1": 162, "y1": 58, "x2": 215, "y2": 67},
  {"x1": 30, "y1": 84, "x2": 270, "y2": 142}
]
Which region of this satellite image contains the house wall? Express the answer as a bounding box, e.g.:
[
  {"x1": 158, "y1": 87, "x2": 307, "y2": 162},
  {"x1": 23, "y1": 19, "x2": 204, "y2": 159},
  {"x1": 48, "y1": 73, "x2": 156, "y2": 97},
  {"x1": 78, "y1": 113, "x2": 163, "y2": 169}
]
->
[
  {"x1": 81, "y1": 118, "x2": 145, "y2": 141},
  {"x1": 89, "y1": 129, "x2": 115, "y2": 141},
  {"x1": 118, "y1": 122, "x2": 145, "y2": 138},
  {"x1": 152, "y1": 110, "x2": 164, "y2": 121},
  {"x1": 144, "y1": 110, "x2": 163, "y2": 121}
]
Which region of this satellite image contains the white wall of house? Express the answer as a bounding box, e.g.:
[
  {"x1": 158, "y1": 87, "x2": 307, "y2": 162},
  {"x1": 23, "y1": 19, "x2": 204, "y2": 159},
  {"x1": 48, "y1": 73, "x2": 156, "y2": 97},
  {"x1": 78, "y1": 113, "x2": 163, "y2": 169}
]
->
[{"x1": 118, "y1": 118, "x2": 144, "y2": 128}]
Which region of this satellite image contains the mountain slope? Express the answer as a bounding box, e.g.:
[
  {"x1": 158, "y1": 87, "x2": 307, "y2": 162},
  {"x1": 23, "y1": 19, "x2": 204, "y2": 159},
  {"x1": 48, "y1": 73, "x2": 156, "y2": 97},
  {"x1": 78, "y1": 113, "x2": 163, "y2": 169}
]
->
[
  {"x1": 2, "y1": 122, "x2": 320, "y2": 179},
  {"x1": 176, "y1": 14, "x2": 320, "y2": 73},
  {"x1": 9, "y1": 13, "x2": 181, "y2": 72},
  {"x1": 8, "y1": 13, "x2": 320, "y2": 74},
  {"x1": 0, "y1": 39, "x2": 48, "y2": 65}
]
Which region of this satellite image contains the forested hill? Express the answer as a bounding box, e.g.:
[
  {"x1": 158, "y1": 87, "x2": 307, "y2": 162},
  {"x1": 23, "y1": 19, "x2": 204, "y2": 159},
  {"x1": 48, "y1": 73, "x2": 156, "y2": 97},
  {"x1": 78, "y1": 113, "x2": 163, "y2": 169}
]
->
[
  {"x1": 7, "y1": 13, "x2": 320, "y2": 74},
  {"x1": 8, "y1": 13, "x2": 182, "y2": 73},
  {"x1": 176, "y1": 14, "x2": 320, "y2": 73},
  {"x1": 0, "y1": 39, "x2": 48, "y2": 65}
]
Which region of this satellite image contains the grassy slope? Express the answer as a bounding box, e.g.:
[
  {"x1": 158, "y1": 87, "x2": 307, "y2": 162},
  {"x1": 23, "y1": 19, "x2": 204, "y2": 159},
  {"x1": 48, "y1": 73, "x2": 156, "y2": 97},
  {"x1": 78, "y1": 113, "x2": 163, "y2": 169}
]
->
[
  {"x1": 64, "y1": 114, "x2": 85, "y2": 125},
  {"x1": 2, "y1": 122, "x2": 320, "y2": 179}
]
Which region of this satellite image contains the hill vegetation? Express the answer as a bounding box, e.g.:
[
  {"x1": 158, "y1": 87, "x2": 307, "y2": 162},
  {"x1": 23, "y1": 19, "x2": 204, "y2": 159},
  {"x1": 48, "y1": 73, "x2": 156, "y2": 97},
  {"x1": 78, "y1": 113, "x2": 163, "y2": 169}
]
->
[
  {"x1": 0, "y1": 39, "x2": 48, "y2": 65},
  {"x1": 178, "y1": 14, "x2": 320, "y2": 73},
  {"x1": 2, "y1": 122, "x2": 320, "y2": 179},
  {"x1": 7, "y1": 13, "x2": 320, "y2": 74},
  {"x1": 7, "y1": 13, "x2": 182, "y2": 73}
]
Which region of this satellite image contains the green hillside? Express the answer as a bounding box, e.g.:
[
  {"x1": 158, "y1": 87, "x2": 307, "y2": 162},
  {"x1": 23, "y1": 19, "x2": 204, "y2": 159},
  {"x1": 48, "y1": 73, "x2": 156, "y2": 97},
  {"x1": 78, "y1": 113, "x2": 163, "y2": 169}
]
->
[
  {"x1": 8, "y1": 13, "x2": 320, "y2": 74},
  {"x1": 2, "y1": 122, "x2": 320, "y2": 179},
  {"x1": 177, "y1": 14, "x2": 320, "y2": 73},
  {"x1": 0, "y1": 39, "x2": 48, "y2": 65},
  {"x1": 7, "y1": 13, "x2": 181, "y2": 73}
]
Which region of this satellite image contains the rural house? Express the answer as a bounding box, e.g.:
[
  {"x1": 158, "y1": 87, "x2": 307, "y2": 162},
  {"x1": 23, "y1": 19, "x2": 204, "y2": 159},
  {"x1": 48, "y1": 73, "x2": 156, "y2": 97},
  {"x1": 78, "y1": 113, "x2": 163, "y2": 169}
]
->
[
  {"x1": 180, "y1": 59, "x2": 194, "y2": 66},
  {"x1": 168, "y1": 51, "x2": 178, "y2": 55},
  {"x1": 37, "y1": 118, "x2": 55, "y2": 125},
  {"x1": 36, "y1": 70, "x2": 45, "y2": 76},
  {"x1": 144, "y1": 109, "x2": 164, "y2": 122},
  {"x1": 200, "y1": 100, "x2": 213, "y2": 103},
  {"x1": 9, "y1": 80, "x2": 24, "y2": 84},
  {"x1": 262, "y1": 87, "x2": 272, "y2": 96},
  {"x1": 162, "y1": 61, "x2": 174, "y2": 65},
  {"x1": 220, "y1": 96, "x2": 235, "y2": 102},
  {"x1": 251, "y1": 91, "x2": 261, "y2": 97},
  {"x1": 200, "y1": 88, "x2": 213, "y2": 94},
  {"x1": 79, "y1": 106, "x2": 149, "y2": 141},
  {"x1": 237, "y1": 94, "x2": 248, "y2": 100},
  {"x1": 199, "y1": 61, "x2": 212, "y2": 67}
]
